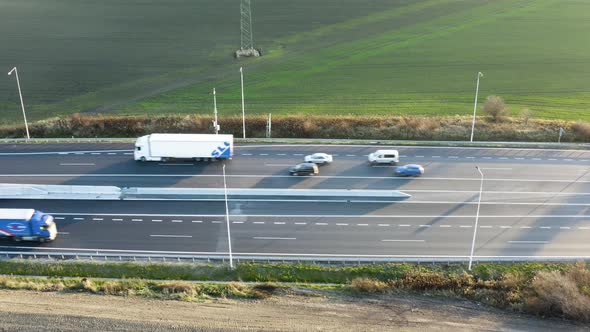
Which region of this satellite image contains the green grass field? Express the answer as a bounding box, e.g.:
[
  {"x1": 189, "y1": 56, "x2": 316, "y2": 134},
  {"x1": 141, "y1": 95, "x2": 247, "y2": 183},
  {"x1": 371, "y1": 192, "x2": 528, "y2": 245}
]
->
[{"x1": 1, "y1": 0, "x2": 589, "y2": 124}]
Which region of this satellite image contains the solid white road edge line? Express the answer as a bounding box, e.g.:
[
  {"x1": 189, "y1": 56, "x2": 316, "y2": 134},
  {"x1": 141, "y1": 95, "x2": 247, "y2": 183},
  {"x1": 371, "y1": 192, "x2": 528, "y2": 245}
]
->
[
  {"x1": 382, "y1": 239, "x2": 425, "y2": 242},
  {"x1": 253, "y1": 237, "x2": 296, "y2": 240},
  {"x1": 49, "y1": 212, "x2": 590, "y2": 218},
  {"x1": 508, "y1": 241, "x2": 549, "y2": 244},
  {"x1": 1, "y1": 174, "x2": 589, "y2": 183}
]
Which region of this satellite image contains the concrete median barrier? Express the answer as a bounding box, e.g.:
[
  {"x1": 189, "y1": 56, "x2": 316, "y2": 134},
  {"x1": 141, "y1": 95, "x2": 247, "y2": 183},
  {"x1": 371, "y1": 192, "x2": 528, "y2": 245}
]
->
[
  {"x1": 0, "y1": 184, "x2": 410, "y2": 201},
  {"x1": 0, "y1": 184, "x2": 121, "y2": 200},
  {"x1": 122, "y1": 188, "x2": 411, "y2": 201}
]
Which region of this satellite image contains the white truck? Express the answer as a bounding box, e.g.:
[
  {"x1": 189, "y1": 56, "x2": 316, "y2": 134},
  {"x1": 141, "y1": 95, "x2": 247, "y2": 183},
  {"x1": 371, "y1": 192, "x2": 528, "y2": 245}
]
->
[{"x1": 134, "y1": 134, "x2": 234, "y2": 162}]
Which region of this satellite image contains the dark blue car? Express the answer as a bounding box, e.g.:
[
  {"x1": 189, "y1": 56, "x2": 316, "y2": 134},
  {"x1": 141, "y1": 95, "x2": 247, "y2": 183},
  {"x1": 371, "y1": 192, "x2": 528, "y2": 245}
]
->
[{"x1": 394, "y1": 164, "x2": 425, "y2": 177}]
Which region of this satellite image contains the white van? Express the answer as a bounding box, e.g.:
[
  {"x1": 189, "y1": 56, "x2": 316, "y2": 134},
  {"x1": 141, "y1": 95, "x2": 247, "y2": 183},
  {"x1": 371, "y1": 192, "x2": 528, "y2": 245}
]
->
[{"x1": 368, "y1": 149, "x2": 399, "y2": 165}]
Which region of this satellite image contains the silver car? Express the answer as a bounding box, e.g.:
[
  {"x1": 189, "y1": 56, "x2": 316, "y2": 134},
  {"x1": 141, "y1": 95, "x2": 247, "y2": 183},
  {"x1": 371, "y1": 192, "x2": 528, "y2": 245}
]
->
[{"x1": 304, "y1": 153, "x2": 333, "y2": 164}]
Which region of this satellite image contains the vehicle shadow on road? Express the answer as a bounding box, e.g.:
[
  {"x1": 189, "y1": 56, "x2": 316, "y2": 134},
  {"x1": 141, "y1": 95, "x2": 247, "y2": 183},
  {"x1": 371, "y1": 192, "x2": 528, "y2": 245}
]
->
[{"x1": 59, "y1": 158, "x2": 216, "y2": 188}]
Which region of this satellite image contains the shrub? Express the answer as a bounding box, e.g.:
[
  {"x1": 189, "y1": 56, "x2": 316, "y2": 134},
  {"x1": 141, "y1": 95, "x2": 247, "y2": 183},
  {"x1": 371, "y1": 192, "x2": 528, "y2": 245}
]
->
[
  {"x1": 350, "y1": 278, "x2": 389, "y2": 293},
  {"x1": 482, "y1": 96, "x2": 508, "y2": 122},
  {"x1": 520, "y1": 108, "x2": 533, "y2": 125},
  {"x1": 572, "y1": 121, "x2": 590, "y2": 142},
  {"x1": 154, "y1": 281, "x2": 196, "y2": 295},
  {"x1": 527, "y1": 265, "x2": 590, "y2": 321}
]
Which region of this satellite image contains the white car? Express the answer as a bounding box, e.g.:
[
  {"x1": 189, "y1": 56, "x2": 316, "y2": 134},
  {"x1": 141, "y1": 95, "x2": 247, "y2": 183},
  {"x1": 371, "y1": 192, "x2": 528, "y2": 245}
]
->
[{"x1": 304, "y1": 153, "x2": 333, "y2": 164}]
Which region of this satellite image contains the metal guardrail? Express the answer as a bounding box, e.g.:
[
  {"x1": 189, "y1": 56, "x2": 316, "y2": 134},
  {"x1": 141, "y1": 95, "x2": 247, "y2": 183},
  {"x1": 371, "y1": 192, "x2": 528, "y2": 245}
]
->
[
  {"x1": 0, "y1": 137, "x2": 587, "y2": 149},
  {"x1": 1, "y1": 251, "x2": 589, "y2": 265}
]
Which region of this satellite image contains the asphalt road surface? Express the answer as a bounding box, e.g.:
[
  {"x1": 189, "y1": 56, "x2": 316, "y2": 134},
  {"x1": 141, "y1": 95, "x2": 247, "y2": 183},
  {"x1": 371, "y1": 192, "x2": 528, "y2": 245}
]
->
[{"x1": 0, "y1": 143, "x2": 588, "y2": 259}]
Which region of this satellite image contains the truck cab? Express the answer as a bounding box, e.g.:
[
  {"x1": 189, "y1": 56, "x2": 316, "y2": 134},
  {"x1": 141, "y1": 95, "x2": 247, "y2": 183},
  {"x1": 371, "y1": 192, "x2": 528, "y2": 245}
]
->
[
  {"x1": 0, "y1": 209, "x2": 57, "y2": 242},
  {"x1": 134, "y1": 135, "x2": 152, "y2": 161}
]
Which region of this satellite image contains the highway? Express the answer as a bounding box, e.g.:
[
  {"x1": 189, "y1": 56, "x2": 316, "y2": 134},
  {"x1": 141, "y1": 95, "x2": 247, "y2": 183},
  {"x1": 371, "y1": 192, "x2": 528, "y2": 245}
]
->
[{"x1": 0, "y1": 143, "x2": 588, "y2": 260}]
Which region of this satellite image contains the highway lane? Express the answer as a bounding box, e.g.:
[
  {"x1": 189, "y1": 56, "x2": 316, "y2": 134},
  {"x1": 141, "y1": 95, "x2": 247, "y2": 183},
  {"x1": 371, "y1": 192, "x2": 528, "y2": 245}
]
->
[
  {"x1": 0, "y1": 199, "x2": 588, "y2": 257},
  {"x1": 0, "y1": 144, "x2": 588, "y2": 192}
]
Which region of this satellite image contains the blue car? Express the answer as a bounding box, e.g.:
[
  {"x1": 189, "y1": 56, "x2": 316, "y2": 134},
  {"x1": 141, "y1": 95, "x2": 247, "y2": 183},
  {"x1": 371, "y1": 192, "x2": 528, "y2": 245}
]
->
[{"x1": 394, "y1": 164, "x2": 425, "y2": 177}]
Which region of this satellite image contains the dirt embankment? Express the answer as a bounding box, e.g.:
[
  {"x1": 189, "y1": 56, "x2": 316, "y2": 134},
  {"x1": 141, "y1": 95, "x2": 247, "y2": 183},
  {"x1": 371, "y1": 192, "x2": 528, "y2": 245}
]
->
[{"x1": 0, "y1": 289, "x2": 585, "y2": 332}]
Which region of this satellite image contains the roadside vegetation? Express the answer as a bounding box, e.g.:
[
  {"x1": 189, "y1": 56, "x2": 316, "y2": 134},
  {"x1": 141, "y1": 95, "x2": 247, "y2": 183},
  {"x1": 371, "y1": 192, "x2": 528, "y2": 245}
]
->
[
  {"x1": 1, "y1": 113, "x2": 589, "y2": 142},
  {"x1": 1, "y1": 260, "x2": 590, "y2": 322}
]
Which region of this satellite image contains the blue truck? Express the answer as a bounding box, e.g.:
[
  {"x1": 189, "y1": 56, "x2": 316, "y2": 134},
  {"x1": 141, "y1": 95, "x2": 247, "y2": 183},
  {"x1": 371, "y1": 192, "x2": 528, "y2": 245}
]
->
[{"x1": 0, "y1": 209, "x2": 57, "y2": 242}]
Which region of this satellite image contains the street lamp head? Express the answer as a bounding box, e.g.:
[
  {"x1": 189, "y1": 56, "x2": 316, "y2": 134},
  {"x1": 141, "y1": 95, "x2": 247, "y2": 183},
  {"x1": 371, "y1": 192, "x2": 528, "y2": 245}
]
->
[
  {"x1": 8, "y1": 67, "x2": 16, "y2": 76},
  {"x1": 475, "y1": 165, "x2": 480, "y2": 170},
  {"x1": 240, "y1": 66, "x2": 243, "y2": 73},
  {"x1": 478, "y1": 72, "x2": 484, "y2": 77}
]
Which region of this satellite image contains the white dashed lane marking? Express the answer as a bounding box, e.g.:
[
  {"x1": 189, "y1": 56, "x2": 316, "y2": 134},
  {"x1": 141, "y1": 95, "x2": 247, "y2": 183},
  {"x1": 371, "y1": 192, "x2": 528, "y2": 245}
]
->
[
  {"x1": 59, "y1": 163, "x2": 95, "y2": 166},
  {"x1": 55, "y1": 216, "x2": 590, "y2": 232}
]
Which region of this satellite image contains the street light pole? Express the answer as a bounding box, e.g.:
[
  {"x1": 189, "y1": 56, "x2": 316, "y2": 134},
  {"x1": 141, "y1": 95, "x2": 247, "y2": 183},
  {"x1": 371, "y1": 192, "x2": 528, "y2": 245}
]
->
[
  {"x1": 223, "y1": 164, "x2": 234, "y2": 268},
  {"x1": 469, "y1": 72, "x2": 484, "y2": 142},
  {"x1": 7, "y1": 67, "x2": 30, "y2": 140},
  {"x1": 468, "y1": 166, "x2": 484, "y2": 270},
  {"x1": 240, "y1": 67, "x2": 246, "y2": 139},
  {"x1": 213, "y1": 88, "x2": 219, "y2": 135}
]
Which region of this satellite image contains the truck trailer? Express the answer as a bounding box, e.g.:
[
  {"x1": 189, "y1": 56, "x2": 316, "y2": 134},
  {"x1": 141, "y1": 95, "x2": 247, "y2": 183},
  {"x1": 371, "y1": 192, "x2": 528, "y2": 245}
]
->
[
  {"x1": 134, "y1": 134, "x2": 234, "y2": 162},
  {"x1": 0, "y1": 209, "x2": 58, "y2": 242}
]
